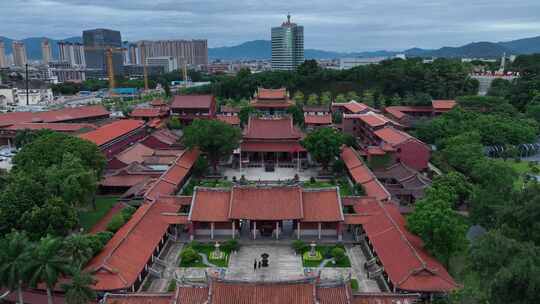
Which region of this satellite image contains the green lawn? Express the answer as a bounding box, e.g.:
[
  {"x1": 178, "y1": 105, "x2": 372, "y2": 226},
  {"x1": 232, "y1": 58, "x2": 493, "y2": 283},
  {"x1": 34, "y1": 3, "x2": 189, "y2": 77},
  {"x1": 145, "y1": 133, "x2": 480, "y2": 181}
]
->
[
  {"x1": 302, "y1": 179, "x2": 354, "y2": 197},
  {"x1": 78, "y1": 196, "x2": 119, "y2": 231},
  {"x1": 350, "y1": 279, "x2": 359, "y2": 292},
  {"x1": 493, "y1": 158, "x2": 540, "y2": 189},
  {"x1": 301, "y1": 245, "x2": 351, "y2": 268},
  {"x1": 179, "y1": 244, "x2": 231, "y2": 268}
]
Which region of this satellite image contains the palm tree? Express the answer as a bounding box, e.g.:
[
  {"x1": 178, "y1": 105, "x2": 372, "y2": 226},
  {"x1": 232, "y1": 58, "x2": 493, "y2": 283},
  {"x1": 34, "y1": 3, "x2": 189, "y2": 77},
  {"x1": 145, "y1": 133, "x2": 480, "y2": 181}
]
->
[
  {"x1": 61, "y1": 268, "x2": 96, "y2": 304},
  {"x1": 0, "y1": 231, "x2": 32, "y2": 304},
  {"x1": 62, "y1": 234, "x2": 94, "y2": 268},
  {"x1": 25, "y1": 235, "x2": 72, "y2": 304}
]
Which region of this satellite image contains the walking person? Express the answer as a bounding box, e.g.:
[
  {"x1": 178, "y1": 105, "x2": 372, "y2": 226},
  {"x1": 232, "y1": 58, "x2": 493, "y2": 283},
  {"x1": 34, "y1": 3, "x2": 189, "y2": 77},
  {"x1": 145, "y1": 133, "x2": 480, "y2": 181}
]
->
[
  {"x1": 258, "y1": 260, "x2": 262, "y2": 269},
  {"x1": 254, "y1": 259, "x2": 257, "y2": 271}
]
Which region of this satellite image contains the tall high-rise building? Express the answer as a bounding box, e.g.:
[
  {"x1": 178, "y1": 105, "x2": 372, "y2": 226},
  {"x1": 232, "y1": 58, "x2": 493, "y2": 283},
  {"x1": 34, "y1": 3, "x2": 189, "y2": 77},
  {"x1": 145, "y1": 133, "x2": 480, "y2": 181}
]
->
[
  {"x1": 134, "y1": 40, "x2": 208, "y2": 68},
  {"x1": 0, "y1": 41, "x2": 6, "y2": 68},
  {"x1": 271, "y1": 14, "x2": 304, "y2": 71},
  {"x1": 59, "y1": 42, "x2": 86, "y2": 67},
  {"x1": 41, "y1": 39, "x2": 52, "y2": 64},
  {"x1": 12, "y1": 41, "x2": 28, "y2": 67},
  {"x1": 83, "y1": 28, "x2": 123, "y2": 76}
]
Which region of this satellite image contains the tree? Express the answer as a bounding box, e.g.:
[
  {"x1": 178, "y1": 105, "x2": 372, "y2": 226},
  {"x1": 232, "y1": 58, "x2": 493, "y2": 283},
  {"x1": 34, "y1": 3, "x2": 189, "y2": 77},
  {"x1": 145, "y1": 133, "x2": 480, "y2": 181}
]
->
[
  {"x1": 440, "y1": 132, "x2": 484, "y2": 174},
  {"x1": 183, "y1": 119, "x2": 241, "y2": 172},
  {"x1": 19, "y1": 197, "x2": 78, "y2": 238},
  {"x1": 431, "y1": 171, "x2": 473, "y2": 208},
  {"x1": 238, "y1": 106, "x2": 256, "y2": 126},
  {"x1": 25, "y1": 236, "x2": 72, "y2": 304},
  {"x1": 335, "y1": 94, "x2": 346, "y2": 103},
  {"x1": 287, "y1": 105, "x2": 304, "y2": 126},
  {"x1": 320, "y1": 91, "x2": 332, "y2": 105},
  {"x1": 292, "y1": 91, "x2": 305, "y2": 105},
  {"x1": 163, "y1": 81, "x2": 171, "y2": 98},
  {"x1": 346, "y1": 91, "x2": 359, "y2": 101},
  {"x1": 62, "y1": 234, "x2": 94, "y2": 268},
  {"x1": 301, "y1": 127, "x2": 345, "y2": 171},
  {"x1": 61, "y1": 269, "x2": 96, "y2": 304},
  {"x1": 307, "y1": 93, "x2": 319, "y2": 106},
  {"x1": 0, "y1": 231, "x2": 32, "y2": 304},
  {"x1": 407, "y1": 198, "x2": 467, "y2": 267}
]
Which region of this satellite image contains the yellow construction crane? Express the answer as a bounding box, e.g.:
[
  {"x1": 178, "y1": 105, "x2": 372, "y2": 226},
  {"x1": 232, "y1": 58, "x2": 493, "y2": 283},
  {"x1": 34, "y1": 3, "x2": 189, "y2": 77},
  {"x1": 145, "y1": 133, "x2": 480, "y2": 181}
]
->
[
  {"x1": 140, "y1": 42, "x2": 149, "y2": 91},
  {"x1": 85, "y1": 46, "x2": 125, "y2": 94},
  {"x1": 181, "y1": 57, "x2": 189, "y2": 87}
]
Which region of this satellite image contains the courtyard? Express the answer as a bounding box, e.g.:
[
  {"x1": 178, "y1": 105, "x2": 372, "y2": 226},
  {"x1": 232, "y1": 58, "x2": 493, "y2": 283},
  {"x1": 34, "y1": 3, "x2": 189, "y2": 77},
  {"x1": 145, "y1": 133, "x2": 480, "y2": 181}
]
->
[
  {"x1": 143, "y1": 242, "x2": 380, "y2": 294},
  {"x1": 222, "y1": 166, "x2": 320, "y2": 181}
]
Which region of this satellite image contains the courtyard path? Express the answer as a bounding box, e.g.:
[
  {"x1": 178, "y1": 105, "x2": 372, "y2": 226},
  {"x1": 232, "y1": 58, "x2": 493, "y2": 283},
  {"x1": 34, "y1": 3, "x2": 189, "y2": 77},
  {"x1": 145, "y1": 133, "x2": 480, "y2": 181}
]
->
[
  {"x1": 346, "y1": 245, "x2": 380, "y2": 292},
  {"x1": 225, "y1": 245, "x2": 304, "y2": 281}
]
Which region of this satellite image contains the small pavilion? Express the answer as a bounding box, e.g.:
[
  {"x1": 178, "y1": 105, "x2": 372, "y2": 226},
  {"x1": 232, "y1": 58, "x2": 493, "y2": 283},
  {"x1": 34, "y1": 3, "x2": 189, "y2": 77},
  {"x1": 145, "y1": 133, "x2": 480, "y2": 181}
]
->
[{"x1": 250, "y1": 87, "x2": 294, "y2": 115}]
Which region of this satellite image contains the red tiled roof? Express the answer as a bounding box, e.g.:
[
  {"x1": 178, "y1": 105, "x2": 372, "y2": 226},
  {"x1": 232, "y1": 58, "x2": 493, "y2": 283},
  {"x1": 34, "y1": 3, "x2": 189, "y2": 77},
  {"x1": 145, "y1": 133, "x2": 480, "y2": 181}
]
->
[
  {"x1": 257, "y1": 87, "x2": 287, "y2": 100},
  {"x1": 432, "y1": 100, "x2": 456, "y2": 111},
  {"x1": 229, "y1": 186, "x2": 303, "y2": 220},
  {"x1": 150, "y1": 99, "x2": 167, "y2": 107},
  {"x1": 332, "y1": 101, "x2": 370, "y2": 114},
  {"x1": 148, "y1": 129, "x2": 181, "y2": 145},
  {"x1": 1, "y1": 288, "x2": 65, "y2": 304},
  {"x1": 103, "y1": 293, "x2": 172, "y2": 304},
  {"x1": 216, "y1": 114, "x2": 240, "y2": 126},
  {"x1": 342, "y1": 147, "x2": 391, "y2": 201},
  {"x1": 130, "y1": 108, "x2": 164, "y2": 118},
  {"x1": 4, "y1": 122, "x2": 96, "y2": 132},
  {"x1": 318, "y1": 285, "x2": 351, "y2": 304},
  {"x1": 0, "y1": 105, "x2": 109, "y2": 127},
  {"x1": 304, "y1": 114, "x2": 332, "y2": 125},
  {"x1": 100, "y1": 175, "x2": 152, "y2": 188},
  {"x1": 244, "y1": 117, "x2": 303, "y2": 140},
  {"x1": 373, "y1": 127, "x2": 412, "y2": 146},
  {"x1": 351, "y1": 292, "x2": 420, "y2": 304},
  {"x1": 365, "y1": 146, "x2": 386, "y2": 156},
  {"x1": 85, "y1": 196, "x2": 186, "y2": 291},
  {"x1": 174, "y1": 286, "x2": 209, "y2": 304},
  {"x1": 114, "y1": 143, "x2": 155, "y2": 164},
  {"x1": 211, "y1": 280, "x2": 315, "y2": 304},
  {"x1": 240, "y1": 141, "x2": 305, "y2": 153},
  {"x1": 189, "y1": 188, "x2": 231, "y2": 222},
  {"x1": 171, "y1": 95, "x2": 214, "y2": 109},
  {"x1": 344, "y1": 113, "x2": 390, "y2": 128},
  {"x1": 79, "y1": 120, "x2": 145, "y2": 146},
  {"x1": 384, "y1": 106, "x2": 433, "y2": 119},
  {"x1": 301, "y1": 188, "x2": 344, "y2": 222},
  {"x1": 353, "y1": 199, "x2": 458, "y2": 293},
  {"x1": 251, "y1": 101, "x2": 294, "y2": 109},
  {"x1": 144, "y1": 149, "x2": 199, "y2": 202}
]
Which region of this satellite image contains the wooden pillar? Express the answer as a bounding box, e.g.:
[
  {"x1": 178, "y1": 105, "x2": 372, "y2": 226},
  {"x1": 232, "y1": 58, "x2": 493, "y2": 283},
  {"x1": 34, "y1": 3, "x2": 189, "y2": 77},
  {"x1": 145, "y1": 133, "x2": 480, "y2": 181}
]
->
[
  {"x1": 232, "y1": 221, "x2": 235, "y2": 239},
  {"x1": 318, "y1": 222, "x2": 322, "y2": 240},
  {"x1": 275, "y1": 221, "x2": 279, "y2": 240},
  {"x1": 211, "y1": 222, "x2": 215, "y2": 240},
  {"x1": 337, "y1": 223, "x2": 342, "y2": 241},
  {"x1": 253, "y1": 221, "x2": 257, "y2": 240},
  {"x1": 297, "y1": 221, "x2": 301, "y2": 239},
  {"x1": 189, "y1": 222, "x2": 195, "y2": 241}
]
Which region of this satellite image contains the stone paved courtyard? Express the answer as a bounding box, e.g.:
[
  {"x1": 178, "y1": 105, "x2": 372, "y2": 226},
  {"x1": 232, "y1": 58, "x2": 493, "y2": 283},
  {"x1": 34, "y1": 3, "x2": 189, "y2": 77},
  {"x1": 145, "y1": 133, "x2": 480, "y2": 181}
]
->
[
  {"x1": 225, "y1": 245, "x2": 305, "y2": 281},
  {"x1": 223, "y1": 167, "x2": 319, "y2": 181},
  {"x1": 145, "y1": 242, "x2": 380, "y2": 293}
]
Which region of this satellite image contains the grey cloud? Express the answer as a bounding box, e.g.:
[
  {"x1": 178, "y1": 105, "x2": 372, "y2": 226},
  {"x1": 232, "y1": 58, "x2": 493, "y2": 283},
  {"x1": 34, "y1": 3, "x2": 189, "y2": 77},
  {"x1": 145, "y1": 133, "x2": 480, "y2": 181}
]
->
[{"x1": 1, "y1": 0, "x2": 539, "y2": 51}]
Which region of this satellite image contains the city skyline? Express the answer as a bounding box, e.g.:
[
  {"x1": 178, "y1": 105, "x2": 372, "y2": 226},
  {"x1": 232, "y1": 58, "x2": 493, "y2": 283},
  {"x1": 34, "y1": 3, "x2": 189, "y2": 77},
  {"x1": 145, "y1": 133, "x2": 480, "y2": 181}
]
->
[{"x1": 1, "y1": 0, "x2": 539, "y2": 52}]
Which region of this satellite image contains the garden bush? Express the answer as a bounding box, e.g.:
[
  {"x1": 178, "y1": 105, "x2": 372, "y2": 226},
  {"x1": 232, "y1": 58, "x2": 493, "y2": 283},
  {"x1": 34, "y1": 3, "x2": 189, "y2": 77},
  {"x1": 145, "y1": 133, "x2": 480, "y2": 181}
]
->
[
  {"x1": 222, "y1": 239, "x2": 239, "y2": 252},
  {"x1": 106, "y1": 213, "x2": 126, "y2": 232},
  {"x1": 292, "y1": 240, "x2": 307, "y2": 253},
  {"x1": 121, "y1": 205, "x2": 136, "y2": 219},
  {"x1": 180, "y1": 247, "x2": 200, "y2": 265},
  {"x1": 331, "y1": 247, "x2": 346, "y2": 263}
]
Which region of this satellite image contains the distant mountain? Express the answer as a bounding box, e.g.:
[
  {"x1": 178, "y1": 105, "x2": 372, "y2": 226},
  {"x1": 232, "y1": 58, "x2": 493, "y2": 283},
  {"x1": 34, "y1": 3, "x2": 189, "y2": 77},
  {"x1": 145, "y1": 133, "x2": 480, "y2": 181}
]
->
[
  {"x1": 0, "y1": 36, "x2": 81, "y2": 60},
  {"x1": 2, "y1": 34, "x2": 539, "y2": 62},
  {"x1": 208, "y1": 36, "x2": 540, "y2": 60}
]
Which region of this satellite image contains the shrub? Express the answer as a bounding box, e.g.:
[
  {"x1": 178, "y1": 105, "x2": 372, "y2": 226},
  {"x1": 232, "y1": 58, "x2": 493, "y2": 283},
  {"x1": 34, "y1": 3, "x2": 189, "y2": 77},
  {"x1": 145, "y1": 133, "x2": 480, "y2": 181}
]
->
[
  {"x1": 292, "y1": 240, "x2": 307, "y2": 254},
  {"x1": 121, "y1": 205, "x2": 136, "y2": 219},
  {"x1": 320, "y1": 246, "x2": 333, "y2": 259},
  {"x1": 167, "y1": 280, "x2": 177, "y2": 292},
  {"x1": 189, "y1": 240, "x2": 201, "y2": 250},
  {"x1": 331, "y1": 247, "x2": 346, "y2": 263},
  {"x1": 95, "y1": 231, "x2": 113, "y2": 245},
  {"x1": 222, "y1": 239, "x2": 239, "y2": 252},
  {"x1": 309, "y1": 177, "x2": 316, "y2": 184},
  {"x1": 180, "y1": 247, "x2": 200, "y2": 265},
  {"x1": 106, "y1": 214, "x2": 126, "y2": 232},
  {"x1": 193, "y1": 157, "x2": 209, "y2": 177}
]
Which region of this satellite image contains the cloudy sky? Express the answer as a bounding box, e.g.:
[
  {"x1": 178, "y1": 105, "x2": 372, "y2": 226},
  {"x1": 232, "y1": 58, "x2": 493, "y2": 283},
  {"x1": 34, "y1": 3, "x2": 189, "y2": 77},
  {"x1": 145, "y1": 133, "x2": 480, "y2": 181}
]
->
[{"x1": 2, "y1": 0, "x2": 539, "y2": 51}]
